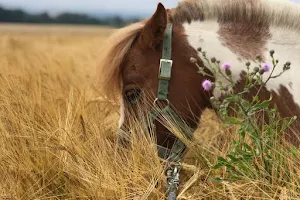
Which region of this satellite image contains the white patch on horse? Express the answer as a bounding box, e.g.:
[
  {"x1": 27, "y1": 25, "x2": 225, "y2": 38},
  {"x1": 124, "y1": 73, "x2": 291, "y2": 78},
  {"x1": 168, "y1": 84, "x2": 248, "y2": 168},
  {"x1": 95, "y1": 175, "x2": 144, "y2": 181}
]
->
[
  {"x1": 118, "y1": 97, "x2": 125, "y2": 128},
  {"x1": 266, "y1": 26, "x2": 300, "y2": 105},
  {"x1": 183, "y1": 20, "x2": 246, "y2": 98},
  {"x1": 183, "y1": 20, "x2": 300, "y2": 107}
]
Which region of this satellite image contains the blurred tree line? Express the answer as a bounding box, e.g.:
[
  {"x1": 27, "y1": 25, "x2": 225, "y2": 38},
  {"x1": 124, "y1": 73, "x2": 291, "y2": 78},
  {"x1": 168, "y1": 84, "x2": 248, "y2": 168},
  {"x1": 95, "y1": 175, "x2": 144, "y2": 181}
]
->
[{"x1": 0, "y1": 6, "x2": 140, "y2": 27}]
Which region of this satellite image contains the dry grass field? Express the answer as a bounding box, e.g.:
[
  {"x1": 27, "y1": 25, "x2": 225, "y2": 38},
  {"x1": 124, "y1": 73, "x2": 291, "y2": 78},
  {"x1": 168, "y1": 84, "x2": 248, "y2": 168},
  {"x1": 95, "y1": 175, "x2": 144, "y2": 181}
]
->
[{"x1": 0, "y1": 23, "x2": 299, "y2": 200}]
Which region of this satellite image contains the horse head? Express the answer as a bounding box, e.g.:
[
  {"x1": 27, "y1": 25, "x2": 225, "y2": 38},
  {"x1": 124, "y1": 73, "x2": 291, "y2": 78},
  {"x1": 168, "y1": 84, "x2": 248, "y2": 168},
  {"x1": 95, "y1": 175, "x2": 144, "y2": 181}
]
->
[{"x1": 99, "y1": 0, "x2": 300, "y2": 157}]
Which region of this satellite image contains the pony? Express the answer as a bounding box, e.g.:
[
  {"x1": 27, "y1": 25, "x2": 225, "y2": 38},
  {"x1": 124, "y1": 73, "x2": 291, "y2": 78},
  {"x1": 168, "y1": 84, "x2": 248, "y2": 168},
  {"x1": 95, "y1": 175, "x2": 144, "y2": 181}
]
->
[{"x1": 98, "y1": 0, "x2": 300, "y2": 157}]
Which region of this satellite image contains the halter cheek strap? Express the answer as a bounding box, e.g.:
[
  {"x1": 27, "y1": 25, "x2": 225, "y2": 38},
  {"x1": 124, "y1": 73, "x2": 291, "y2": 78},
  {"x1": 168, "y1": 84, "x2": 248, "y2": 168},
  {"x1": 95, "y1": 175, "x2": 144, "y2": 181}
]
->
[{"x1": 157, "y1": 23, "x2": 173, "y2": 100}]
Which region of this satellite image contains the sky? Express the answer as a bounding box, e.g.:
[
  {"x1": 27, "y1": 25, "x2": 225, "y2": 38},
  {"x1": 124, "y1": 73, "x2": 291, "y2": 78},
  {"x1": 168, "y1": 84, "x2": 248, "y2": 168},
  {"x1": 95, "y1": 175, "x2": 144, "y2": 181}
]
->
[
  {"x1": 0, "y1": 0, "x2": 299, "y2": 18},
  {"x1": 0, "y1": 0, "x2": 178, "y2": 17}
]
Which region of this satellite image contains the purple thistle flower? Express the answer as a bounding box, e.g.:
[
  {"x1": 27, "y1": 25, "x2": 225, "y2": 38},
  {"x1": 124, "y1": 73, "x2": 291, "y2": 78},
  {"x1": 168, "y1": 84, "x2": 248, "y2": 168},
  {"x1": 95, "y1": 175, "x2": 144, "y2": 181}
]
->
[
  {"x1": 261, "y1": 62, "x2": 271, "y2": 72},
  {"x1": 202, "y1": 79, "x2": 212, "y2": 91},
  {"x1": 221, "y1": 62, "x2": 232, "y2": 70}
]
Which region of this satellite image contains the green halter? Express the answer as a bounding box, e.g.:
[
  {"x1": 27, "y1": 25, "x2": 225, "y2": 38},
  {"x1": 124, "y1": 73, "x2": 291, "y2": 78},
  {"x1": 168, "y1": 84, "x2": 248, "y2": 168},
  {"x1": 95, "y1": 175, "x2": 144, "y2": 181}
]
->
[
  {"x1": 148, "y1": 23, "x2": 192, "y2": 162},
  {"x1": 144, "y1": 23, "x2": 194, "y2": 200}
]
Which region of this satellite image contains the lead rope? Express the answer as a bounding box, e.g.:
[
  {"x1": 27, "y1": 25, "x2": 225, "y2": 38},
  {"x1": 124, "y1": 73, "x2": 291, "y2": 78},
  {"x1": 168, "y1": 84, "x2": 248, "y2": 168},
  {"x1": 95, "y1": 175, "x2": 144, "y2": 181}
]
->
[
  {"x1": 166, "y1": 162, "x2": 182, "y2": 200},
  {"x1": 149, "y1": 106, "x2": 185, "y2": 199}
]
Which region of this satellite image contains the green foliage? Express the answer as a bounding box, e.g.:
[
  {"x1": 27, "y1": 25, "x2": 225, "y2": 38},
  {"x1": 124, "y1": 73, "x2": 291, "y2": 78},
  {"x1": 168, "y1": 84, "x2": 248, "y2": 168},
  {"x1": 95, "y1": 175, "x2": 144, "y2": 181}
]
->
[{"x1": 195, "y1": 49, "x2": 298, "y2": 185}]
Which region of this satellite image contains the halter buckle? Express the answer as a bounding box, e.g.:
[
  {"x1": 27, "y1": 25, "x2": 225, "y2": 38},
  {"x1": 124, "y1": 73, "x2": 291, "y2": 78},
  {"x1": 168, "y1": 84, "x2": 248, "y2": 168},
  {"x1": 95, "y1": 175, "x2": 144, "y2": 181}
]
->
[{"x1": 159, "y1": 59, "x2": 173, "y2": 80}]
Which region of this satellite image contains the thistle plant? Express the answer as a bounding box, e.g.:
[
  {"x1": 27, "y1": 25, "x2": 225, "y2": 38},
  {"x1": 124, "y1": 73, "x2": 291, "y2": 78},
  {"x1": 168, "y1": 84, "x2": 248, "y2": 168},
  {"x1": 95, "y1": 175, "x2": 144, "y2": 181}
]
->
[{"x1": 191, "y1": 49, "x2": 298, "y2": 184}]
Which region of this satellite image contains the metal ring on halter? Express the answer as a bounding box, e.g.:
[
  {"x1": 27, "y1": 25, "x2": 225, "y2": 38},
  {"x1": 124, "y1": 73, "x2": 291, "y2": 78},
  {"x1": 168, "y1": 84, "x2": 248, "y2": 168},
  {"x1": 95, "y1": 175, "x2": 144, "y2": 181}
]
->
[{"x1": 153, "y1": 98, "x2": 170, "y2": 107}]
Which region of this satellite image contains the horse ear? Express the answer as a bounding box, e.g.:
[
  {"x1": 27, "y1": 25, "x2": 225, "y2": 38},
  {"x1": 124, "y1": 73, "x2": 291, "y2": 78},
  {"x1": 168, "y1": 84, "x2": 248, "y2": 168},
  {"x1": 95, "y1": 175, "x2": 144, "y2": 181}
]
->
[{"x1": 139, "y1": 3, "x2": 167, "y2": 48}]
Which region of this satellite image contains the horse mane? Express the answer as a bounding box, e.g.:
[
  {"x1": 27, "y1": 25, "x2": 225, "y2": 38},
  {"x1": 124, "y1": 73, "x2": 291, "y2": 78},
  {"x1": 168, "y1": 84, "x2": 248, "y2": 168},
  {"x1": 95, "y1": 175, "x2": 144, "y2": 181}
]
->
[
  {"x1": 97, "y1": 22, "x2": 145, "y2": 99},
  {"x1": 170, "y1": 0, "x2": 300, "y2": 30}
]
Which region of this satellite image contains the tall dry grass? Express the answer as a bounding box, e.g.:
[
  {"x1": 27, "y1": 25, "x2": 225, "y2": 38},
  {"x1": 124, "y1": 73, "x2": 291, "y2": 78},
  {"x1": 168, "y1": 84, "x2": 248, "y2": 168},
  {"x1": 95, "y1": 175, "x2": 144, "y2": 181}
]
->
[{"x1": 0, "y1": 24, "x2": 299, "y2": 200}]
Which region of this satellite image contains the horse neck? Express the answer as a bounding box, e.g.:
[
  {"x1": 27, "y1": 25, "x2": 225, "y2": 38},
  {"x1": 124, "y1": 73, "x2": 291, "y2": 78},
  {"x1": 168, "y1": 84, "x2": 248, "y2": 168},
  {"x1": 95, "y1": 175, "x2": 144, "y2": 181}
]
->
[
  {"x1": 182, "y1": 20, "x2": 300, "y2": 108},
  {"x1": 179, "y1": 19, "x2": 300, "y2": 146}
]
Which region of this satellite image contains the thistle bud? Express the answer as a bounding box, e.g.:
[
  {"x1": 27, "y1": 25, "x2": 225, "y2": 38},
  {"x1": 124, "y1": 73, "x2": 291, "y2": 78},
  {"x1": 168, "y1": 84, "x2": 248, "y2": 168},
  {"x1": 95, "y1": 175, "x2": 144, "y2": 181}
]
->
[
  {"x1": 283, "y1": 64, "x2": 290, "y2": 71},
  {"x1": 286, "y1": 61, "x2": 291, "y2": 66},
  {"x1": 225, "y1": 68, "x2": 232, "y2": 76},
  {"x1": 259, "y1": 69, "x2": 265, "y2": 75},
  {"x1": 246, "y1": 62, "x2": 251, "y2": 67},
  {"x1": 211, "y1": 82, "x2": 216, "y2": 89},
  {"x1": 285, "y1": 65, "x2": 291, "y2": 70},
  {"x1": 211, "y1": 57, "x2": 216, "y2": 63},
  {"x1": 256, "y1": 55, "x2": 262, "y2": 61},
  {"x1": 269, "y1": 50, "x2": 275, "y2": 56},
  {"x1": 197, "y1": 47, "x2": 202, "y2": 52},
  {"x1": 190, "y1": 57, "x2": 197, "y2": 64},
  {"x1": 254, "y1": 67, "x2": 259, "y2": 72},
  {"x1": 283, "y1": 64, "x2": 287, "y2": 71}
]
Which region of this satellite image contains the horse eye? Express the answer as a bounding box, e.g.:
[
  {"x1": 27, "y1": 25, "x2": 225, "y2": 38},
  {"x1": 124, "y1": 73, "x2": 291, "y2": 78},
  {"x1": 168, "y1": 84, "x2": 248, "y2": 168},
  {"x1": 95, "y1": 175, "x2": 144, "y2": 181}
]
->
[{"x1": 124, "y1": 88, "x2": 142, "y2": 104}]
